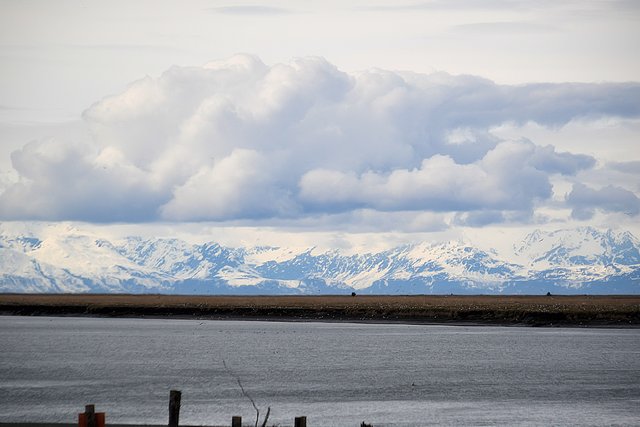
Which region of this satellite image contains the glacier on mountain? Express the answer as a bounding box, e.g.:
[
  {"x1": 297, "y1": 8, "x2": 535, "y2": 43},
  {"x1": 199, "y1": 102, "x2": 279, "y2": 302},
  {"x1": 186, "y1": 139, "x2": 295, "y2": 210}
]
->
[{"x1": 0, "y1": 225, "x2": 638, "y2": 294}]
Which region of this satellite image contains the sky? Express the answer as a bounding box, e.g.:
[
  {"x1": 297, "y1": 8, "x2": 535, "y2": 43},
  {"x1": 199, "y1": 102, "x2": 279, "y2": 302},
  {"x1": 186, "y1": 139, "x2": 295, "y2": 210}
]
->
[{"x1": 0, "y1": 0, "x2": 639, "y2": 249}]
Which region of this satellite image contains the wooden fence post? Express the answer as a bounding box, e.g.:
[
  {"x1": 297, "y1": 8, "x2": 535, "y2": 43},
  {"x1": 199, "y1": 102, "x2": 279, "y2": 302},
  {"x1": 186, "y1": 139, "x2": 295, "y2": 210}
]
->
[
  {"x1": 85, "y1": 405, "x2": 95, "y2": 427},
  {"x1": 78, "y1": 404, "x2": 104, "y2": 427},
  {"x1": 231, "y1": 416, "x2": 242, "y2": 427},
  {"x1": 294, "y1": 416, "x2": 307, "y2": 427},
  {"x1": 169, "y1": 390, "x2": 181, "y2": 427}
]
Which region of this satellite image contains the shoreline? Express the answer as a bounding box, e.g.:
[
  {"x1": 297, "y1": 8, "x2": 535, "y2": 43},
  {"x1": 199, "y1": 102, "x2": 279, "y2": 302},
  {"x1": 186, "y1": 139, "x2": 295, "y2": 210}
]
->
[
  {"x1": 2, "y1": 312, "x2": 638, "y2": 329},
  {"x1": 1, "y1": 294, "x2": 639, "y2": 328}
]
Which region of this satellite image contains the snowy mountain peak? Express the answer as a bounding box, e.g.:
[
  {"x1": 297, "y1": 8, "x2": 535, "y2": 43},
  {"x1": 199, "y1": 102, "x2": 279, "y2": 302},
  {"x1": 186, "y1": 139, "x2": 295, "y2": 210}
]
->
[
  {"x1": 515, "y1": 227, "x2": 640, "y2": 268},
  {"x1": 1, "y1": 225, "x2": 638, "y2": 294}
]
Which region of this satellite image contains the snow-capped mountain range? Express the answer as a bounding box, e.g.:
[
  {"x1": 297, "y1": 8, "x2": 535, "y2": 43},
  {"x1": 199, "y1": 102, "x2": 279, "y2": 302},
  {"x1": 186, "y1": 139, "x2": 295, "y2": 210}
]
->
[{"x1": 1, "y1": 225, "x2": 638, "y2": 294}]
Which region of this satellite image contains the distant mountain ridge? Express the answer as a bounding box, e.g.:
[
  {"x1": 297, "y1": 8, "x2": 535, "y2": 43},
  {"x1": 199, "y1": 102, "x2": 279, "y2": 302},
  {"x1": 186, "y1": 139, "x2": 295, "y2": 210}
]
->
[{"x1": 0, "y1": 226, "x2": 638, "y2": 294}]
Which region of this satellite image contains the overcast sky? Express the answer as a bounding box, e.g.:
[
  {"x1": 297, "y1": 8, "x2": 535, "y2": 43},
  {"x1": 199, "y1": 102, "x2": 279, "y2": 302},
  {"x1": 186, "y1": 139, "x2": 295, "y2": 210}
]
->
[{"x1": 0, "y1": 0, "x2": 639, "y2": 246}]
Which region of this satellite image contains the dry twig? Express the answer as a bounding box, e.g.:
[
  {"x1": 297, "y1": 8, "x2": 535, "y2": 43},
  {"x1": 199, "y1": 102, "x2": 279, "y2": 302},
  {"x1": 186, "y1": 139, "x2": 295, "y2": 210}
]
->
[{"x1": 223, "y1": 359, "x2": 270, "y2": 427}]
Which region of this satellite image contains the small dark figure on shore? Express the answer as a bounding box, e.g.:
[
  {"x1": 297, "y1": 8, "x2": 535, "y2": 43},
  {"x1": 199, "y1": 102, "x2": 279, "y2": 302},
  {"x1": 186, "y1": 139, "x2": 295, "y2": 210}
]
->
[
  {"x1": 352, "y1": 292, "x2": 357, "y2": 296},
  {"x1": 546, "y1": 292, "x2": 552, "y2": 296}
]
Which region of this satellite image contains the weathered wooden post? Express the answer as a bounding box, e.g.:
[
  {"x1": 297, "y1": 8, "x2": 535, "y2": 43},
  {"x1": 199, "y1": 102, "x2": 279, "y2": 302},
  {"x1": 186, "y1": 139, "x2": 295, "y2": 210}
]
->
[
  {"x1": 231, "y1": 415, "x2": 242, "y2": 427},
  {"x1": 85, "y1": 405, "x2": 95, "y2": 427},
  {"x1": 294, "y1": 416, "x2": 307, "y2": 427},
  {"x1": 78, "y1": 404, "x2": 104, "y2": 427},
  {"x1": 169, "y1": 390, "x2": 181, "y2": 427}
]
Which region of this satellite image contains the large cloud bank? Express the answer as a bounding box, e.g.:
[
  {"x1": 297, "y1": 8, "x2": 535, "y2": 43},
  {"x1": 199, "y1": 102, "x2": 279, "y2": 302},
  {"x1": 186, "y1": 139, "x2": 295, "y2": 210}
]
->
[{"x1": 1, "y1": 55, "x2": 639, "y2": 225}]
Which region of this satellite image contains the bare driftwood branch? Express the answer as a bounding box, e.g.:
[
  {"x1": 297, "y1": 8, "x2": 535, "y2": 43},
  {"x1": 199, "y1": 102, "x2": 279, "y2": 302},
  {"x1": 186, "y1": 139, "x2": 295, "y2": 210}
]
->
[
  {"x1": 260, "y1": 406, "x2": 271, "y2": 427},
  {"x1": 223, "y1": 359, "x2": 267, "y2": 427}
]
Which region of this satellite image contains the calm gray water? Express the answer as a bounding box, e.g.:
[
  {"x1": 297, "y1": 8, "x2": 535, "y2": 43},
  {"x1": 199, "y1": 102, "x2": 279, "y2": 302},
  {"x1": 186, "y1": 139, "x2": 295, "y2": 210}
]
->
[{"x1": 1, "y1": 316, "x2": 639, "y2": 426}]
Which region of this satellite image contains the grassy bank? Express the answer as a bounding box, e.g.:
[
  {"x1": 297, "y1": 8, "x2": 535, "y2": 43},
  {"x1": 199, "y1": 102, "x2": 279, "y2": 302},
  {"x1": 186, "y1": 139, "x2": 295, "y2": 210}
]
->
[{"x1": 1, "y1": 294, "x2": 639, "y2": 327}]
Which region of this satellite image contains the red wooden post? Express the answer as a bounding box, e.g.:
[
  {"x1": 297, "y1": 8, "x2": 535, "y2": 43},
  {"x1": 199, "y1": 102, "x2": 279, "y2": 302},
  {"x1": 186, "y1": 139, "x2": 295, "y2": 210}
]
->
[{"x1": 78, "y1": 405, "x2": 105, "y2": 427}]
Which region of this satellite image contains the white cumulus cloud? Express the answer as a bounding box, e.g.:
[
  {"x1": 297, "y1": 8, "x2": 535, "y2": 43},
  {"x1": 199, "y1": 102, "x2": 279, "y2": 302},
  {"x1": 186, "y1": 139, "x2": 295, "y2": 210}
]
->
[{"x1": 1, "y1": 55, "x2": 638, "y2": 227}]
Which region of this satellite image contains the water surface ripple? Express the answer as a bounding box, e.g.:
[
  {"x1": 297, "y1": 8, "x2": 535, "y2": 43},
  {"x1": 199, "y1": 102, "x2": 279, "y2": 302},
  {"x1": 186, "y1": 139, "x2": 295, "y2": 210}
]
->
[{"x1": 1, "y1": 316, "x2": 639, "y2": 426}]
